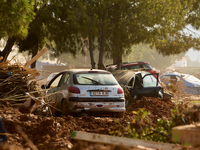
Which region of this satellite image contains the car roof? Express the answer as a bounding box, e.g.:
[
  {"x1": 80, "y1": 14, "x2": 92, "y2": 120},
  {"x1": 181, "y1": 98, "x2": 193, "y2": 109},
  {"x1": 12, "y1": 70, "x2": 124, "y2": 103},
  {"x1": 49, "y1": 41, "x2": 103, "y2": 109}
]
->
[
  {"x1": 160, "y1": 72, "x2": 198, "y2": 80},
  {"x1": 106, "y1": 61, "x2": 148, "y2": 67},
  {"x1": 111, "y1": 70, "x2": 150, "y2": 85},
  {"x1": 161, "y1": 72, "x2": 186, "y2": 76},
  {"x1": 60, "y1": 68, "x2": 111, "y2": 74},
  {"x1": 121, "y1": 61, "x2": 148, "y2": 67}
]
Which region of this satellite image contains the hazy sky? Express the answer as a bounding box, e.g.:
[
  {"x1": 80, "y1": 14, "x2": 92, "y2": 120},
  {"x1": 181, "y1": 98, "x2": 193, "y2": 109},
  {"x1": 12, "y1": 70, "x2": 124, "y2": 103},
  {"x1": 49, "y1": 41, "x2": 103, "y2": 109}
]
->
[
  {"x1": 184, "y1": 25, "x2": 200, "y2": 62},
  {"x1": 186, "y1": 49, "x2": 200, "y2": 62}
]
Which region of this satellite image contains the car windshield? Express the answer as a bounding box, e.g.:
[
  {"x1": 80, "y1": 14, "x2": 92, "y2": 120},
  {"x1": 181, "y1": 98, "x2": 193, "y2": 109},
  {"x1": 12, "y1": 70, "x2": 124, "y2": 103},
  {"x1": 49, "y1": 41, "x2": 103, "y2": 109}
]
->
[
  {"x1": 182, "y1": 74, "x2": 200, "y2": 83},
  {"x1": 74, "y1": 73, "x2": 118, "y2": 85}
]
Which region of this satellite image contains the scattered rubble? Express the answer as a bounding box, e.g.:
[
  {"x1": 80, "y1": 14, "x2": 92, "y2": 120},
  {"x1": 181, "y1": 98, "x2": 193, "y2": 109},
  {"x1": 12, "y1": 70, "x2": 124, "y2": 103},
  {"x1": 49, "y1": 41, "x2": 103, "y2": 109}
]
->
[{"x1": 0, "y1": 62, "x2": 199, "y2": 150}]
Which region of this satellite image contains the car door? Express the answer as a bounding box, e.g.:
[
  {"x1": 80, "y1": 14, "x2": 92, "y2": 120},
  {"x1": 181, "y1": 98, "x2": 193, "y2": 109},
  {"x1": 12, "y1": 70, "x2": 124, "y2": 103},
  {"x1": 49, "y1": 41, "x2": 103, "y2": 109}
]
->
[
  {"x1": 126, "y1": 77, "x2": 134, "y2": 90},
  {"x1": 137, "y1": 73, "x2": 162, "y2": 99},
  {"x1": 56, "y1": 72, "x2": 70, "y2": 91},
  {"x1": 55, "y1": 72, "x2": 70, "y2": 107},
  {"x1": 47, "y1": 73, "x2": 63, "y2": 94},
  {"x1": 46, "y1": 73, "x2": 64, "y2": 111},
  {"x1": 131, "y1": 73, "x2": 144, "y2": 99}
]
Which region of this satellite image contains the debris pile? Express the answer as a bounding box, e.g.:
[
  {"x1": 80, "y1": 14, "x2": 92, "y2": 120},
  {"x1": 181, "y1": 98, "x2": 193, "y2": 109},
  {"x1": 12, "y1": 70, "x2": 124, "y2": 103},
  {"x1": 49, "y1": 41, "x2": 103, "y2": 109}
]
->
[
  {"x1": 0, "y1": 61, "x2": 40, "y2": 99},
  {"x1": 0, "y1": 61, "x2": 43, "y2": 115}
]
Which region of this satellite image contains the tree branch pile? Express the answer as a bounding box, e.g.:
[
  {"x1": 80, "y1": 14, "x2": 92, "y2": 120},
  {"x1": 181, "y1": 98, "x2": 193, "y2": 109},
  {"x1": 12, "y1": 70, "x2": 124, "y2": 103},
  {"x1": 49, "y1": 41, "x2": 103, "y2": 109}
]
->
[{"x1": 0, "y1": 61, "x2": 41, "y2": 104}]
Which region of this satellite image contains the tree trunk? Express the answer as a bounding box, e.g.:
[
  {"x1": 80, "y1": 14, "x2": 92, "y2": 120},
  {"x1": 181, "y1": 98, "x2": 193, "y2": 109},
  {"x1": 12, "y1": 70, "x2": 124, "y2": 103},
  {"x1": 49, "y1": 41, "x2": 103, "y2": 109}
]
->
[
  {"x1": 0, "y1": 37, "x2": 16, "y2": 62},
  {"x1": 82, "y1": 38, "x2": 87, "y2": 67},
  {"x1": 116, "y1": 53, "x2": 122, "y2": 70},
  {"x1": 98, "y1": 29, "x2": 106, "y2": 70},
  {"x1": 112, "y1": 50, "x2": 122, "y2": 70},
  {"x1": 113, "y1": 53, "x2": 117, "y2": 64},
  {"x1": 111, "y1": 5, "x2": 122, "y2": 70},
  {"x1": 88, "y1": 35, "x2": 96, "y2": 69}
]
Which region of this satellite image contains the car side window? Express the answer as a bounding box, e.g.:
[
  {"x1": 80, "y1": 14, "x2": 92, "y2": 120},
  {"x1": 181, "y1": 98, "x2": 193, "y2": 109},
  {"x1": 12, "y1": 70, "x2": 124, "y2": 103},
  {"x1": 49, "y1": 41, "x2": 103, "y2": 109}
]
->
[
  {"x1": 128, "y1": 77, "x2": 134, "y2": 86},
  {"x1": 134, "y1": 75, "x2": 143, "y2": 88},
  {"x1": 49, "y1": 74, "x2": 62, "y2": 88},
  {"x1": 170, "y1": 75, "x2": 178, "y2": 84},
  {"x1": 161, "y1": 75, "x2": 170, "y2": 83},
  {"x1": 58, "y1": 73, "x2": 70, "y2": 87},
  {"x1": 143, "y1": 75, "x2": 157, "y2": 87}
]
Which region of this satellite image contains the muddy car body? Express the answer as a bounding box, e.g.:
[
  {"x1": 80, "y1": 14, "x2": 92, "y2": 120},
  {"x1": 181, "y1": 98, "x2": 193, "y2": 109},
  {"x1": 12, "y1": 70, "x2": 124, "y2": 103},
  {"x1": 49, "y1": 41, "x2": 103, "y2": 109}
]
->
[
  {"x1": 160, "y1": 72, "x2": 200, "y2": 95},
  {"x1": 106, "y1": 61, "x2": 157, "y2": 73},
  {"x1": 111, "y1": 70, "x2": 169, "y2": 101},
  {"x1": 41, "y1": 69, "x2": 125, "y2": 118}
]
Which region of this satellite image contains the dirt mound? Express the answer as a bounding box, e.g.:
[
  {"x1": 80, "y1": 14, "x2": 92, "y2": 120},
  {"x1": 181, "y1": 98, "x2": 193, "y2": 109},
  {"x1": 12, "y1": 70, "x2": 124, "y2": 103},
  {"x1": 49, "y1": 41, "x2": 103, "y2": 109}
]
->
[{"x1": 126, "y1": 97, "x2": 175, "y2": 123}]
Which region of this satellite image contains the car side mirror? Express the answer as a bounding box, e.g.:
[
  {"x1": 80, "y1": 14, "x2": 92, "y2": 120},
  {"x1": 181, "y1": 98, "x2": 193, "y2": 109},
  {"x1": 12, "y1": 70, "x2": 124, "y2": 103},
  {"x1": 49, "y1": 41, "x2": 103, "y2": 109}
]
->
[{"x1": 41, "y1": 85, "x2": 47, "y2": 89}]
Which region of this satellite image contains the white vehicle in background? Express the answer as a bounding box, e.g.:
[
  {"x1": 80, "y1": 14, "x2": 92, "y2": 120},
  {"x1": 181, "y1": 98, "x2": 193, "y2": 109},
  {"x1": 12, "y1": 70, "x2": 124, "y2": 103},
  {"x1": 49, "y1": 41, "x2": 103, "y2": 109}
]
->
[{"x1": 41, "y1": 69, "x2": 125, "y2": 118}]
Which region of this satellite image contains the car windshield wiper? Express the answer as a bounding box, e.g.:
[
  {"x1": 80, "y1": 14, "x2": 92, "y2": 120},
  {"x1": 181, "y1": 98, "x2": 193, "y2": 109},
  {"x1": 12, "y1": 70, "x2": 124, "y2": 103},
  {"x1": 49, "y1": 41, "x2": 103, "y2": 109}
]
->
[{"x1": 81, "y1": 76, "x2": 102, "y2": 85}]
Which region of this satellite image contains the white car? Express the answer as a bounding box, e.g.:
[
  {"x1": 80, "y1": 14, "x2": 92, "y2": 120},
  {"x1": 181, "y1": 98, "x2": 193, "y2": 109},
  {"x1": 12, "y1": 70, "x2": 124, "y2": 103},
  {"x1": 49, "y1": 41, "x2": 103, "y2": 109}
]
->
[{"x1": 41, "y1": 69, "x2": 125, "y2": 118}]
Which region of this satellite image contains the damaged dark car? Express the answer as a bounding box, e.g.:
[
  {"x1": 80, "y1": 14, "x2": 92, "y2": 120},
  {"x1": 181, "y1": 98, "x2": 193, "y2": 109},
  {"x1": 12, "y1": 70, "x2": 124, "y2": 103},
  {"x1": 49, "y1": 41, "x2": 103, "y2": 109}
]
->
[{"x1": 111, "y1": 70, "x2": 172, "y2": 107}]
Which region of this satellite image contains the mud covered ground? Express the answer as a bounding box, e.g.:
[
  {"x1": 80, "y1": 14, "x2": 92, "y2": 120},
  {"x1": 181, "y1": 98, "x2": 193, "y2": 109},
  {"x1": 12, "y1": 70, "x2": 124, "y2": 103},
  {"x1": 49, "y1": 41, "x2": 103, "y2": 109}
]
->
[
  {"x1": 0, "y1": 95, "x2": 199, "y2": 150},
  {"x1": 0, "y1": 63, "x2": 199, "y2": 150}
]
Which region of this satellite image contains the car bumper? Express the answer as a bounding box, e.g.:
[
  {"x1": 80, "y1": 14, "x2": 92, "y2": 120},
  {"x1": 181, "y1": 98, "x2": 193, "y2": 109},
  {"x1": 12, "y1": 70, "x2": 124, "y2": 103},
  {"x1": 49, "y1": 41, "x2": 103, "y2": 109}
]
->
[{"x1": 68, "y1": 97, "x2": 125, "y2": 112}]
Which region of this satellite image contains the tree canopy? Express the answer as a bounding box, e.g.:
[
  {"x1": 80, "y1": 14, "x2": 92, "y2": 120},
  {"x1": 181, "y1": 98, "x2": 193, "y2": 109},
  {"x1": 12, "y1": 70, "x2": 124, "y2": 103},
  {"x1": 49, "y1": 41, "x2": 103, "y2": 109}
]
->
[
  {"x1": 1, "y1": 0, "x2": 200, "y2": 70},
  {"x1": 0, "y1": 0, "x2": 35, "y2": 39}
]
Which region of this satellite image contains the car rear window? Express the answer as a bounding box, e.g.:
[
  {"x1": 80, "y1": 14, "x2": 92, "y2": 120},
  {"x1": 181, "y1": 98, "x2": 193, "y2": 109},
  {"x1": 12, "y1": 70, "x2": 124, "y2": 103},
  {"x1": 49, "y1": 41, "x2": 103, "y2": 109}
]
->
[{"x1": 73, "y1": 73, "x2": 118, "y2": 85}]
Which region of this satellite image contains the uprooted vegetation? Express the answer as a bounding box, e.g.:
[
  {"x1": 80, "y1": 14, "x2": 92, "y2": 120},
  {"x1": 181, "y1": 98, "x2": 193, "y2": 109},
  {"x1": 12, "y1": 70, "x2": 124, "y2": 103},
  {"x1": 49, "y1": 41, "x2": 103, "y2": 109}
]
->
[
  {"x1": 0, "y1": 61, "x2": 41, "y2": 100},
  {"x1": 0, "y1": 62, "x2": 200, "y2": 150}
]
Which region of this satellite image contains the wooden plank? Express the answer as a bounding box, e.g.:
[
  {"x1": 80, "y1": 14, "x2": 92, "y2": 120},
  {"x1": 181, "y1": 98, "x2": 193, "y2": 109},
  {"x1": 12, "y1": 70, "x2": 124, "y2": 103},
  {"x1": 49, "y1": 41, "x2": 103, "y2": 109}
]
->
[
  {"x1": 71, "y1": 131, "x2": 179, "y2": 150},
  {"x1": 24, "y1": 48, "x2": 47, "y2": 68},
  {"x1": 172, "y1": 123, "x2": 200, "y2": 146}
]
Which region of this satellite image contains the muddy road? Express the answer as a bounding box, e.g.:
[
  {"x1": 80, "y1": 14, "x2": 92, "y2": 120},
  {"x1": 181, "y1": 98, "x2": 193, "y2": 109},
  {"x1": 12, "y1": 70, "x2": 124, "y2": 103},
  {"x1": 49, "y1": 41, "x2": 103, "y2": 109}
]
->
[{"x1": 0, "y1": 96, "x2": 187, "y2": 150}]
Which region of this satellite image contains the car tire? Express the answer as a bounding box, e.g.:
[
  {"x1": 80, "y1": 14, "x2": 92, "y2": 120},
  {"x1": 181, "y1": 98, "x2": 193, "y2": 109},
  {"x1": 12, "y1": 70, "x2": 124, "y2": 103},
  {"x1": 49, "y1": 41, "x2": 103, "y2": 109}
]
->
[
  {"x1": 61, "y1": 99, "x2": 70, "y2": 117},
  {"x1": 116, "y1": 112, "x2": 124, "y2": 118}
]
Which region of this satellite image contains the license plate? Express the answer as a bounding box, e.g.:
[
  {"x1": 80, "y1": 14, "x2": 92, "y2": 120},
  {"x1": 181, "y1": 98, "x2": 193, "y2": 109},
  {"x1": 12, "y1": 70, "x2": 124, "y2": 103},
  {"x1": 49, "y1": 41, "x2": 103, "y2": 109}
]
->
[{"x1": 90, "y1": 91, "x2": 109, "y2": 96}]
